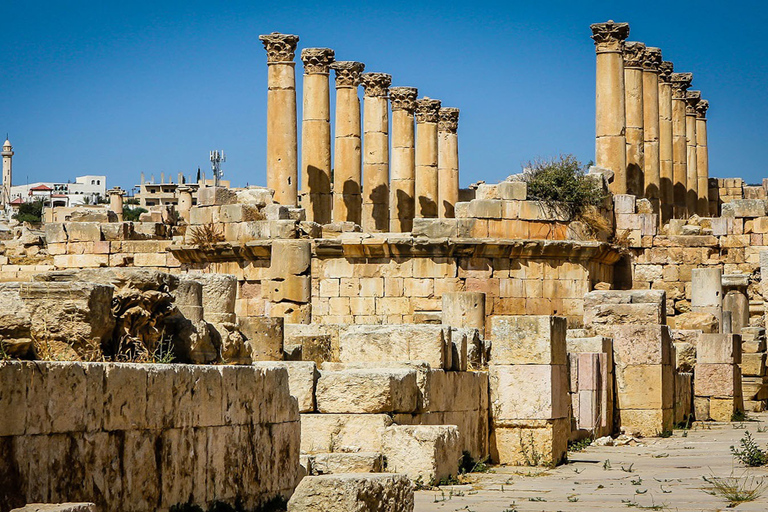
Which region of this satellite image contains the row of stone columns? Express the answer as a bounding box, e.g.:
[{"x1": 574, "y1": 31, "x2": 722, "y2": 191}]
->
[
  {"x1": 259, "y1": 32, "x2": 461, "y2": 232},
  {"x1": 591, "y1": 21, "x2": 710, "y2": 221}
]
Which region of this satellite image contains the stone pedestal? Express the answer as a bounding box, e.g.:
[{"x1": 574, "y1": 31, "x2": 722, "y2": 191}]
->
[
  {"x1": 107, "y1": 187, "x2": 125, "y2": 222},
  {"x1": 685, "y1": 91, "x2": 701, "y2": 217},
  {"x1": 696, "y1": 100, "x2": 710, "y2": 216},
  {"x1": 437, "y1": 107, "x2": 460, "y2": 218},
  {"x1": 658, "y1": 61, "x2": 674, "y2": 223},
  {"x1": 300, "y1": 48, "x2": 335, "y2": 224},
  {"x1": 642, "y1": 47, "x2": 662, "y2": 215},
  {"x1": 623, "y1": 42, "x2": 645, "y2": 197},
  {"x1": 591, "y1": 20, "x2": 630, "y2": 195},
  {"x1": 260, "y1": 32, "x2": 300, "y2": 206},
  {"x1": 722, "y1": 274, "x2": 750, "y2": 334},
  {"x1": 389, "y1": 87, "x2": 418, "y2": 232},
  {"x1": 670, "y1": 72, "x2": 692, "y2": 218},
  {"x1": 331, "y1": 61, "x2": 365, "y2": 224},
  {"x1": 691, "y1": 267, "x2": 723, "y2": 330},
  {"x1": 361, "y1": 73, "x2": 392, "y2": 232},
  {"x1": 415, "y1": 98, "x2": 441, "y2": 218}
]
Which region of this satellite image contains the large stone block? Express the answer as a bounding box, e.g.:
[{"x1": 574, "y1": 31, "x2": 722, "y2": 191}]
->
[
  {"x1": 65, "y1": 222, "x2": 102, "y2": 242},
  {"x1": 694, "y1": 363, "x2": 741, "y2": 397},
  {"x1": 287, "y1": 474, "x2": 414, "y2": 512},
  {"x1": 0, "y1": 362, "x2": 28, "y2": 436},
  {"x1": 619, "y1": 408, "x2": 674, "y2": 437},
  {"x1": 721, "y1": 199, "x2": 767, "y2": 218},
  {"x1": 489, "y1": 364, "x2": 569, "y2": 420},
  {"x1": 307, "y1": 452, "x2": 384, "y2": 475},
  {"x1": 674, "y1": 372, "x2": 693, "y2": 425},
  {"x1": 338, "y1": 324, "x2": 450, "y2": 369},
  {"x1": 490, "y1": 315, "x2": 567, "y2": 365},
  {"x1": 239, "y1": 316, "x2": 284, "y2": 362},
  {"x1": 316, "y1": 368, "x2": 418, "y2": 414},
  {"x1": 583, "y1": 290, "x2": 666, "y2": 327},
  {"x1": 612, "y1": 324, "x2": 673, "y2": 367},
  {"x1": 615, "y1": 364, "x2": 674, "y2": 410},
  {"x1": 253, "y1": 361, "x2": 318, "y2": 413},
  {"x1": 741, "y1": 352, "x2": 767, "y2": 377},
  {"x1": 697, "y1": 333, "x2": 741, "y2": 364},
  {"x1": 489, "y1": 418, "x2": 568, "y2": 466},
  {"x1": 269, "y1": 240, "x2": 311, "y2": 277},
  {"x1": 300, "y1": 414, "x2": 393, "y2": 453},
  {"x1": 382, "y1": 425, "x2": 460, "y2": 484}
]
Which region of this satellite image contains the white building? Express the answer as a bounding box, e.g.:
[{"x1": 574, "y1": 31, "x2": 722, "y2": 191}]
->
[{"x1": 9, "y1": 175, "x2": 107, "y2": 207}]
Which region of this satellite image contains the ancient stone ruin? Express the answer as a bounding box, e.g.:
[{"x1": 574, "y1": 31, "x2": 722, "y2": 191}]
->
[{"x1": 2, "y1": 21, "x2": 768, "y2": 512}]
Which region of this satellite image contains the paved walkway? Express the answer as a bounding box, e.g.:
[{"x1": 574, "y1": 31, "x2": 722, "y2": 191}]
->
[{"x1": 416, "y1": 413, "x2": 768, "y2": 511}]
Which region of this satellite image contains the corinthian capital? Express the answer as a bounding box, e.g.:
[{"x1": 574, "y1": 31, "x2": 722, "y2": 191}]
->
[
  {"x1": 696, "y1": 99, "x2": 709, "y2": 119},
  {"x1": 670, "y1": 72, "x2": 693, "y2": 99},
  {"x1": 259, "y1": 32, "x2": 300, "y2": 63},
  {"x1": 389, "y1": 87, "x2": 418, "y2": 112},
  {"x1": 438, "y1": 108, "x2": 459, "y2": 133},
  {"x1": 331, "y1": 61, "x2": 365, "y2": 87},
  {"x1": 642, "y1": 47, "x2": 662, "y2": 72},
  {"x1": 622, "y1": 42, "x2": 646, "y2": 68},
  {"x1": 415, "y1": 98, "x2": 442, "y2": 123},
  {"x1": 685, "y1": 90, "x2": 701, "y2": 115},
  {"x1": 361, "y1": 73, "x2": 392, "y2": 97},
  {"x1": 658, "y1": 61, "x2": 674, "y2": 83},
  {"x1": 301, "y1": 48, "x2": 335, "y2": 74},
  {"x1": 590, "y1": 20, "x2": 630, "y2": 52}
]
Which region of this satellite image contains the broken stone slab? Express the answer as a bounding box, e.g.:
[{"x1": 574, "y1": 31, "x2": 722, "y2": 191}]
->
[
  {"x1": 11, "y1": 504, "x2": 97, "y2": 512},
  {"x1": 307, "y1": 452, "x2": 384, "y2": 475},
  {"x1": 490, "y1": 315, "x2": 567, "y2": 365},
  {"x1": 300, "y1": 414, "x2": 393, "y2": 454},
  {"x1": 338, "y1": 324, "x2": 450, "y2": 369},
  {"x1": 583, "y1": 290, "x2": 666, "y2": 327},
  {"x1": 382, "y1": 425, "x2": 460, "y2": 484},
  {"x1": 239, "y1": 316, "x2": 284, "y2": 362},
  {"x1": 674, "y1": 311, "x2": 720, "y2": 333},
  {"x1": 287, "y1": 473, "x2": 414, "y2": 512},
  {"x1": 315, "y1": 368, "x2": 419, "y2": 414}
]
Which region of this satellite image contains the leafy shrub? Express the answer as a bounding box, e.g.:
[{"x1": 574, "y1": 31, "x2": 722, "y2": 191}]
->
[
  {"x1": 123, "y1": 205, "x2": 147, "y2": 222},
  {"x1": 13, "y1": 200, "x2": 44, "y2": 223},
  {"x1": 731, "y1": 431, "x2": 768, "y2": 467}
]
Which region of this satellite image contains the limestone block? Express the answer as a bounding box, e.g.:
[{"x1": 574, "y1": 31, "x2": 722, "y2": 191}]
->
[
  {"x1": 497, "y1": 181, "x2": 527, "y2": 200},
  {"x1": 197, "y1": 186, "x2": 237, "y2": 206},
  {"x1": 675, "y1": 311, "x2": 720, "y2": 333},
  {"x1": 264, "y1": 275, "x2": 311, "y2": 302},
  {"x1": 721, "y1": 199, "x2": 767, "y2": 218},
  {"x1": 103, "y1": 363, "x2": 148, "y2": 431},
  {"x1": 293, "y1": 334, "x2": 332, "y2": 365},
  {"x1": 44, "y1": 223, "x2": 68, "y2": 243},
  {"x1": 11, "y1": 505, "x2": 97, "y2": 512},
  {"x1": 308, "y1": 452, "x2": 384, "y2": 475},
  {"x1": 300, "y1": 413, "x2": 393, "y2": 453},
  {"x1": 694, "y1": 396, "x2": 710, "y2": 420},
  {"x1": 697, "y1": 333, "x2": 741, "y2": 364},
  {"x1": 742, "y1": 341, "x2": 766, "y2": 353},
  {"x1": 269, "y1": 240, "x2": 311, "y2": 277},
  {"x1": 674, "y1": 341, "x2": 696, "y2": 372},
  {"x1": 315, "y1": 368, "x2": 418, "y2": 414},
  {"x1": 287, "y1": 474, "x2": 414, "y2": 512},
  {"x1": 614, "y1": 194, "x2": 636, "y2": 214},
  {"x1": 0, "y1": 362, "x2": 28, "y2": 436},
  {"x1": 338, "y1": 324, "x2": 450, "y2": 369},
  {"x1": 489, "y1": 418, "x2": 568, "y2": 466},
  {"x1": 65, "y1": 222, "x2": 102, "y2": 242},
  {"x1": 268, "y1": 301, "x2": 312, "y2": 324},
  {"x1": 218, "y1": 204, "x2": 265, "y2": 223},
  {"x1": 612, "y1": 324, "x2": 673, "y2": 366},
  {"x1": 566, "y1": 335, "x2": 613, "y2": 369},
  {"x1": 467, "y1": 199, "x2": 502, "y2": 219},
  {"x1": 190, "y1": 273, "x2": 237, "y2": 317},
  {"x1": 741, "y1": 352, "x2": 766, "y2": 376},
  {"x1": 615, "y1": 364, "x2": 674, "y2": 410},
  {"x1": 382, "y1": 425, "x2": 460, "y2": 484},
  {"x1": 674, "y1": 372, "x2": 693, "y2": 425},
  {"x1": 619, "y1": 408, "x2": 674, "y2": 437},
  {"x1": 583, "y1": 290, "x2": 666, "y2": 326},
  {"x1": 694, "y1": 363, "x2": 740, "y2": 397},
  {"x1": 449, "y1": 327, "x2": 476, "y2": 371},
  {"x1": 253, "y1": 361, "x2": 317, "y2": 413},
  {"x1": 710, "y1": 397, "x2": 740, "y2": 421},
  {"x1": 490, "y1": 315, "x2": 567, "y2": 365},
  {"x1": 489, "y1": 364, "x2": 569, "y2": 420}
]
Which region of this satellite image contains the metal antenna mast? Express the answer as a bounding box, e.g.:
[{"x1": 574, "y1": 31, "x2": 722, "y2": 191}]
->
[{"x1": 209, "y1": 150, "x2": 226, "y2": 187}]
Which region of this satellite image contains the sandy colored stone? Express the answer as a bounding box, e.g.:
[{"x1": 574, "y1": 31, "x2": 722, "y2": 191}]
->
[
  {"x1": 741, "y1": 352, "x2": 767, "y2": 377},
  {"x1": 694, "y1": 363, "x2": 741, "y2": 397},
  {"x1": 315, "y1": 368, "x2": 418, "y2": 414},
  {"x1": 697, "y1": 333, "x2": 741, "y2": 364},
  {"x1": 287, "y1": 473, "x2": 414, "y2": 512},
  {"x1": 675, "y1": 311, "x2": 719, "y2": 333},
  {"x1": 338, "y1": 324, "x2": 449, "y2": 369},
  {"x1": 489, "y1": 364, "x2": 569, "y2": 420},
  {"x1": 615, "y1": 364, "x2": 674, "y2": 410},
  {"x1": 253, "y1": 361, "x2": 317, "y2": 413},
  {"x1": 490, "y1": 315, "x2": 566, "y2": 365},
  {"x1": 308, "y1": 452, "x2": 383, "y2": 475},
  {"x1": 489, "y1": 418, "x2": 568, "y2": 466},
  {"x1": 619, "y1": 408, "x2": 674, "y2": 437},
  {"x1": 612, "y1": 324, "x2": 673, "y2": 367},
  {"x1": 382, "y1": 425, "x2": 460, "y2": 484},
  {"x1": 300, "y1": 413, "x2": 393, "y2": 453}
]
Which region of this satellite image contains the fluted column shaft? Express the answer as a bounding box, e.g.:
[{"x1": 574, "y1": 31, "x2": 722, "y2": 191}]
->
[
  {"x1": 624, "y1": 42, "x2": 645, "y2": 197},
  {"x1": 300, "y1": 48, "x2": 334, "y2": 223},
  {"x1": 260, "y1": 33, "x2": 300, "y2": 205},
  {"x1": 438, "y1": 108, "x2": 460, "y2": 218},
  {"x1": 658, "y1": 62, "x2": 674, "y2": 223},
  {"x1": 642, "y1": 47, "x2": 662, "y2": 214},
  {"x1": 331, "y1": 61, "x2": 364, "y2": 224},
  {"x1": 696, "y1": 100, "x2": 710, "y2": 216},
  {"x1": 685, "y1": 90, "x2": 700, "y2": 216},
  {"x1": 361, "y1": 72, "x2": 391, "y2": 232},
  {"x1": 670, "y1": 72, "x2": 692, "y2": 218},
  {"x1": 389, "y1": 87, "x2": 417, "y2": 232},
  {"x1": 415, "y1": 98, "x2": 441, "y2": 218},
  {"x1": 591, "y1": 21, "x2": 630, "y2": 195}
]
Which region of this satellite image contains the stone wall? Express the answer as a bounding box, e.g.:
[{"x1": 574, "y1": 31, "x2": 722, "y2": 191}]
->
[{"x1": 0, "y1": 361, "x2": 300, "y2": 512}]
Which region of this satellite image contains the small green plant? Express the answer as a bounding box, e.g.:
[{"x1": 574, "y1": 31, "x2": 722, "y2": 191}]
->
[
  {"x1": 567, "y1": 494, "x2": 579, "y2": 502},
  {"x1": 732, "y1": 409, "x2": 749, "y2": 422},
  {"x1": 657, "y1": 430, "x2": 673, "y2": 438},
  {"x1": 731, "y1": 431, "x2": 768, "y2": 467},
  {"x1": 519, "y1": 432, "x2": 545, "y2": 467},
  {"x1": 568, "y1": 437, "x2": 593, "y2": 452},
  {"x1": 703, "y1": 473, "x2": 768, "y2": 507},
  {"x1": 458, "y1": 451, "x2": 490, "y2": 474},
  {"x1": 603, "y1": 459, "x2": 611, "y2": 470},
  {"x1": 123, "y1": 205, "x2": 148, "y2": 222},
  {"x1": 621, "y1": 463, "x2": 634, "y2": 473},
  {"x1": 631, "y1": 476, "x2": 643, "y2": 486}
]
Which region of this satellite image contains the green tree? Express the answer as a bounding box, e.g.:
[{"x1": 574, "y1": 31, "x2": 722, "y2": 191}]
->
[
  {"x1": 13, "y1": 200, "x2": 44, "y2": 223},
  {"x1": 123, "y1": 205, "x2": 148, "y2": 222}
]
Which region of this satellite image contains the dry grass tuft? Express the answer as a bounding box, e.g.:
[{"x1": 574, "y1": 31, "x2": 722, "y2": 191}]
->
[{"x1": 189, "y1": 222, "x2": 224, "y2": 249}]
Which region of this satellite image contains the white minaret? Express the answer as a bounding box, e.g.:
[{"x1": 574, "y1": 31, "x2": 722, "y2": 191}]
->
[{"x1": 1, "y1": 137, "x2": 13, "y2": 206}]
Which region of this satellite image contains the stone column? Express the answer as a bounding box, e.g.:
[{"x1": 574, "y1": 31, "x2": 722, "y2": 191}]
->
[
  {"x1": 438, "y1": 107, "x2": 460, "y2": 218},
  {"x1": 331, "y1": 61, "x2": 365, "y2": 224},
  {"x1": 722, "y1": 274, "x2": 750, "y2": 334},
  {"x1": 389, "y1": 86, "x2": 418, "y2": 232},
  {"x1": 300, "y1": 47, "x2": 335, "y2": 224},
  {"x1": 259, "y1": 32, "x2": 300, "y2": 206},
  {"x1": 415, "y1": 97, "x2": 441, "y2": 218},
  {"x1": 177, "y1": 185, "x2": 193, "y2": 223},
  {"x1": 590, "y1": 20, "x2": 630, "y2": 195},
  {"x1": 623, "y1": 41, "x2": 645, "y2": 197},
  {"x1": 107, "y1": 187, "x2": 125, "y2": 222},
  {"x1": 670, "y1": 72, "x2": 692, "y2": 218},
  {"x1": 696, "y1": 100, "x2": 710, "y2": 216},
  {"x1": 361, "y1": 72, "x2": 392, "y2": 232},
  {"x1": 642, "y1": 47, "x2": 662, "y2": 214},
  {"x1": 692, "y1": 267, "x2": 723, "y2": 331},
  {"x1": 658, "y1": 61, "x2": 674, "y2": 223},
  {"x1": 685, "y1": 90, "x2": 701, "y2": 216}
]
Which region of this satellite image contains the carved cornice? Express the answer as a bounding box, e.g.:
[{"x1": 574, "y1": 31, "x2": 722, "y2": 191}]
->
[
  {"x1": 696, "y1": 99, "x2": 709, "y2": 119},
  {"x1": 331, "y1": 61, "x2": 365, "y2": 87},
  {"x1": 438, "y1": 108, "x2": 460, "y2": 133},
  {"x1": 685, "y1": 90, "x2": 701, "y2": 115},
  {"x1": 414, "y1": 98, "x2": 442, "y2": 123},
  {"x1": 259, "y1": 32, "x2": 300, "y2": 63},
  {"x1": 590, "y1": 20, "x2": 630, "y2": 52},
  {"x1": 389, "y1": 87, "x2": 418, "y2": 112},
  {"x1": 361, "y1": 73, "x2": 392, "y2": 97},
  {"x1": 301, "y1": 48, "x2": 335, "y2": 74},
  {"x1": 658, "y1": 61, "x2": 674, "y2": 83},
  {"x1": 670, "y1": 72, "x2": 693, "y2": 99},
  {"x1": 622, "y1": 41, "x2": 646, "y2": 68},
  {"x1": 642, "y1": 47, "x2": 662, "y2": 72}
]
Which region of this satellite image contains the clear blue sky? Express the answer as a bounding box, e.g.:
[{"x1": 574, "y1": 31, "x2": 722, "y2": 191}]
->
[{"x1": 3, "y1": 1, "x2": 767, "y2": 193}]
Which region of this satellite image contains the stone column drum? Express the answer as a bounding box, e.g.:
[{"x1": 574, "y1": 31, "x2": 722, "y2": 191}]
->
[
  {"x1": 259, "y1": 32, "x2": 300, "y2": 205},
  {"x1": 685, "y1": 90, "x2": 701, "y2": 217},
  {"x1": 361, "y1": 72, "x2": 392, "y2": 232},
  {"x1": 658, "y1": 61, "x2": 674, "y2": 223},
  {"x1": 300, "y1": 47, "x2": 335, "y2": 224},
  {"x1": 177, "y1": 186, "x2": 193, "y2": 223},
  {"x1": 642, "y1": 47, "x2": 662, "y2": 215},
  {"x1": 696, "y1": 100, "x2": 710, "y2": 216},
  {"x1": 623, "y1": 41, "x2": 645, "y2": 197},
  {"x1": 438, "y1": 107, "x2": 460, "y2": 218},
  {"x1": 331, "y1": 61, "x2": 365, "y2": 224},
  {"x1": 670, "y1": 72, "x2": 692, "y2": 218},
  {"x1": 414, "y1": 97, "x2": 441, "y2": 218},
  {"x1": 389, "y1": 86, "x2": 418, "y2": 232},
  {"x1": 590, "y1": 20, "x2": 630, "y2": 195},
  {"x1": 722, "y1": 274, "x2": 750, "y2": 334},
  {"x1": 107, "y1": 187, "x2": 125, "y2": 222}
]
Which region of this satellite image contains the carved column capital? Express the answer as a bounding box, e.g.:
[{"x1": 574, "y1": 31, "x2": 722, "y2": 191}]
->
[
  {"x1": 696, "y1": 99, "x2": 709, "y2": 119},
  {"x1": 259, "y1": 32, "x2": 300, "y2": 63},
  {"x1": 658, "y1": 61, "x2": 674, "y2": 83},
  {"x1": 389, "y1": 87, "x2": 418, "y2": 112},
  {"x1": 331, "y1": 61, "x2": 365, "y2": 87},
  {"x1": 622, "y1": 41, "x2": 646, "y2": 68},
  {"x1": 590, "y1": 20, "x2": 630, "y2": 52},
  {"x1": 415, "y1": 98, "x2": 442, "y2": 123},
  {"x1": 438, "y1": 108, "x2": 459, "y2": 133},
  {"x1": 361, "y1": 73, "x2": 392, "y2": 97},
  {"x1": 301, "y1": 48, "x2": 335, "y2": 74},
  {"x1": 670, "y1": 72, "x2": 693, "y2": 99},
  {"x1": 642, "y1": 47, "x2": 662, "y2": 72},
  {"x1": 685, "y1": 90, "x2": 701, "y2": 114}
]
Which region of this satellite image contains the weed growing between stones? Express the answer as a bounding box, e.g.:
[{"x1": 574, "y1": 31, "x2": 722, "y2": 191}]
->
[
  {"x1": 702, "y1": 473, "x2": 768, "y2": 507},
  {"x1": 458, "y1": 451, "x2": 491, "y2": 474},
  {"x1": 567, "y1": 437, "x2": 593, "y2": 452},
  {"x1": 730, "y1": 431, "x2": 768, "y2": 467},
  {"x1": 189, "y1": 222, "x2": 224, "y2": 249}
]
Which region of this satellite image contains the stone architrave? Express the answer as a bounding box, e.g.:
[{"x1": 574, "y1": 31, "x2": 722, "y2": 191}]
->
[
  {"x1": 685, "y1": 90, "x2": 701, "y2": 216},
  {"x1": 590, "y1": 20, "x2": 630, "y2": 194},
  {"x1": 361, "y1": 72, "x2": 392, "y2": 232},
  {"x1": 259, "y1": 32, "x2": 300, "y2": 206},
  {"x1": 658, "y1": 61, "x2": 674, "y2": 222},
  {"x1": 389, "y1": 86, "x2": 418, "y2": 232},
  {"x1": 696, "y1": 100, "x2": 710, "y2": 216},
  {"x1": 415, "y1": 97, "x2": 442, "y2": 218},
  {"x1": 438, "y1": 107, "x2": 460, "y2": 218},
  {"x1": 623, "y1": 41, "x2": 646, "y2": 197},
  {"x1": 331, "y1": 61, "x2": 365, "y2": 224},
  {"x1": 300, "y1": 47, "x2": 335, "y2": 224},
  {"x1": 670, "y1": 72, "x2": 692, "y2": 218},
  {"x1": 642, "y1": 47, "x2": 662, "y2": 216}
]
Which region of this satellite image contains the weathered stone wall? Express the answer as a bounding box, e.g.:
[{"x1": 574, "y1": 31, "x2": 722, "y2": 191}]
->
[{"x1": 0, "y1": 361, "x2": 300, "y2": 511}]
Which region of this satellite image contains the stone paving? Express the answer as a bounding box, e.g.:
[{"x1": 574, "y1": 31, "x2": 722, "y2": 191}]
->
[{"x1": 416, "y1": 413, "x2": 768, "y2": 511}]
